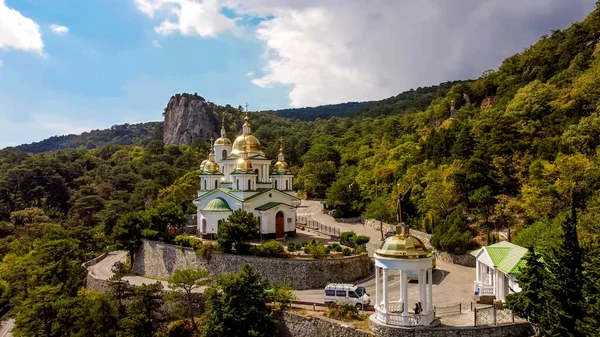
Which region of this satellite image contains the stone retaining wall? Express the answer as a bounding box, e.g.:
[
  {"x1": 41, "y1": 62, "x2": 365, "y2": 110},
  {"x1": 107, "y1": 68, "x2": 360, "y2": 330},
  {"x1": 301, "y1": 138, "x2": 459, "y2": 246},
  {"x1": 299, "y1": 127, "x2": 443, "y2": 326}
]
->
[
  {"x1": 276, "y1": 311, "x2": 533, "y2": 337},
  {"x1": 134, "y1": 240, "x2": 373, "y2": 290},
  {"x1": 85, "y1": 273, "x2": 108, "y2": 292},
  {"x1": 436, "y1": 252, "x2": 476, "y2": 268},
  {"x1": 335, "y1": 217, "x2": 364, "y2": 224}
]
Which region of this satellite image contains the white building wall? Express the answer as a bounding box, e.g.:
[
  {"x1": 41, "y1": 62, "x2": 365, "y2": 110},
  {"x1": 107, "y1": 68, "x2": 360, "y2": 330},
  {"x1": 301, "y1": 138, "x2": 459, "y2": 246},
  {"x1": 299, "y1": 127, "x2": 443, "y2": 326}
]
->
[{"x1": 199, "y1": 211, "x2": 231, "y2": 234}]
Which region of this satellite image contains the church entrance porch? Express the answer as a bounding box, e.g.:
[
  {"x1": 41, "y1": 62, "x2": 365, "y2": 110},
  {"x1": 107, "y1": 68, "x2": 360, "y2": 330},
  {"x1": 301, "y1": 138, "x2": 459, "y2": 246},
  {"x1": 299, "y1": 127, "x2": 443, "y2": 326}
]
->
[{"x1": 275, "y1": 211, "x2": 284, "y2": 238}]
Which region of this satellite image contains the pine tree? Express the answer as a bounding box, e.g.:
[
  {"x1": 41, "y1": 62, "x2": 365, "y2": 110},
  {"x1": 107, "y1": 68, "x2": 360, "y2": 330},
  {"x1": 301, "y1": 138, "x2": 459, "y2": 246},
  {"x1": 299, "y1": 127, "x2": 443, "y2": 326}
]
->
[{"x1": 451, "y1": 124, "x2": 474, "y2": 159}]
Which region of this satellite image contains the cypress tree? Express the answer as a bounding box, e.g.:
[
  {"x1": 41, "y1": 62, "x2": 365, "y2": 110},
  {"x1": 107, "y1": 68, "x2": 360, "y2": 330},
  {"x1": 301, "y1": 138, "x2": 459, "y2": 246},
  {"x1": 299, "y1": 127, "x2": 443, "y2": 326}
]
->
[
  {"x1": 543, "y1": 205, "x2": 583, "y2": 337},
  {"x1": 505, "y1": 247, "x2": 548, "y2": 326}
]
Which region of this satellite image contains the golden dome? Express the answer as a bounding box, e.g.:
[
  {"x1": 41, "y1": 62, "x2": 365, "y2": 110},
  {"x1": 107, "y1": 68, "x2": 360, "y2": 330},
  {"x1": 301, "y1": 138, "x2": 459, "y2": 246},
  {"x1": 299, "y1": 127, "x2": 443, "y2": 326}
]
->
[
  {"x1": 236, "y1": 157, "x2": 253, "y2": 171},
  {"x1": 273, "y1": 161, "x2": 289, "y2": 171},
  {"x1": 204, "y1": 161, "x2": 220, "y2": 173},
  {"x1": 375, "y1": 225, "x2": 432, "y2": 259},
  {"x1": 232, "y1": 134, "x2": 262, "y2": 154},
  {"x1": 214, "y1": 137, "x2": 232, "y2": 146},
  {"x1": 200, "y1": 159, "x2": 208, "y2": 170}
]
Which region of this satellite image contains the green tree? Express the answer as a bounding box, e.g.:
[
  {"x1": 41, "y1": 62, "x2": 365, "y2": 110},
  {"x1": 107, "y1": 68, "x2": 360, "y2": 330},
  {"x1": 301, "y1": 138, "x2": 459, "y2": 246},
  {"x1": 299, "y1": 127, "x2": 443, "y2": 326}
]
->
[
  {"x1": 112, "y1": 211, "x2": 149, "y2": 267},
  {"x1": 217, "y1": 209, "x2": 259, "y2": 253},
  {"x1": 120, "y1": 282, "x2": 166, "y2": 337},
  {"x1": 363, "y1": 196, "x2": 395, "y2": 241},
  {"x1": 203, "y1": 264, "x2": 276, "y2": 337},
  {"x1": 168, "y1": 268, "x2": 211, "y2": 330},
  {"x1": 107, "y1": 261, "x2": 135, "y2": 318}
]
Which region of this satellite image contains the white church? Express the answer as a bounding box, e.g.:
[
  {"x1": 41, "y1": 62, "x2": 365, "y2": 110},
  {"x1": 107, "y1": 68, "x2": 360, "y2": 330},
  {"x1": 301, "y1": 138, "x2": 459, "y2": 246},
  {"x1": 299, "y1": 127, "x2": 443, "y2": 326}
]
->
[{"x1": 193, "y1": 110, "x2": 300, "y2": 240}]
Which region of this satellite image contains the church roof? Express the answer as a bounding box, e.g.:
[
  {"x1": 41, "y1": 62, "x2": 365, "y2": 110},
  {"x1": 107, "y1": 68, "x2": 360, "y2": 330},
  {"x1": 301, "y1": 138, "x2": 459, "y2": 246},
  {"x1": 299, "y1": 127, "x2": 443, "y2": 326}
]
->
[
  {"x1": 255, "y1": 202, "x2": 294, "y2": 211},
  {"x1": 471, "y1": 241, "x2": 527, "y2": 276},
  {"x1": 202, "y1": 197, "x2": 232, "y2": 212}
]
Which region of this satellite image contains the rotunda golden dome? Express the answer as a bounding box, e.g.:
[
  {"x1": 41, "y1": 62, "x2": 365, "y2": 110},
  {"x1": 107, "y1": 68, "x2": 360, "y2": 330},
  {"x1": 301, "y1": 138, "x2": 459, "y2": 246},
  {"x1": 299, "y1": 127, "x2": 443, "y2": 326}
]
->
[
  {"x1": 232, "y1": 134, "x2": 262, "y2": 154},
  {"x1": 375, "y1": 225, "x2": 432, "y2": 259}
]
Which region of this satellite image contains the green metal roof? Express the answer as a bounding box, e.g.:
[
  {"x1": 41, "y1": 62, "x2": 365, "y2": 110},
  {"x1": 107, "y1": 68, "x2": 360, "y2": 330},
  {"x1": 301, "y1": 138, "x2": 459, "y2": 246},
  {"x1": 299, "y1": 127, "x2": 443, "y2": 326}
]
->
[
  {"x1": 255, "y1": 202, "x2": 293, "y2": 211},
  {"x1": 202, "y1": 197, "x2": 232, "y2": 212},
  {"x1": 472, "y1": 241, "x2": 528, "y2": 276}
]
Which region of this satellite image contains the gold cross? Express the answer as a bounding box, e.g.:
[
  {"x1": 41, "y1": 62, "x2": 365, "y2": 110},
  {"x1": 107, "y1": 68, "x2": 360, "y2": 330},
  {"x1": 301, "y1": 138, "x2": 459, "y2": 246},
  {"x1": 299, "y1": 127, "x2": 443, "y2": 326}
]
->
[{"x1": 245, "y1": 103, "x2": 249, "y2": 112}]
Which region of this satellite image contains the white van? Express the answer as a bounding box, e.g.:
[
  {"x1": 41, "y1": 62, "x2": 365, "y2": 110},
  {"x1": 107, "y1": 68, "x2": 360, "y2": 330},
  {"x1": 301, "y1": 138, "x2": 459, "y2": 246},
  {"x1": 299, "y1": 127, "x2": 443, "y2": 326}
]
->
[{"x1": 324, "y1": 283, "x2": 371, "y2": 308}]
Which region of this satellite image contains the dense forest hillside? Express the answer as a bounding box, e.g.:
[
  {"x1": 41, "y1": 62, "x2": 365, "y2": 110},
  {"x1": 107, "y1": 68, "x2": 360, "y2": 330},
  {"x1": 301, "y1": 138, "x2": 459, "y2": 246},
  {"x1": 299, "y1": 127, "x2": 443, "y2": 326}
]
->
[
  {"x1": 6, "y1": 122, "x2": 162, "y2": 153},
  {"x1": 0, "y1": 5, "x2": 600, "y2": 335}
]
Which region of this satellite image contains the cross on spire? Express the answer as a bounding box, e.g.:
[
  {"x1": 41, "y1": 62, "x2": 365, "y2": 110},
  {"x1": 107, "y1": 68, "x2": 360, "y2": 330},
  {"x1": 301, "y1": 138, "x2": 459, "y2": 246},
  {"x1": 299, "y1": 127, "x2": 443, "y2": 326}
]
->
[{"x1": 245, "y1": 103, "x2": 249, "y2": 113}]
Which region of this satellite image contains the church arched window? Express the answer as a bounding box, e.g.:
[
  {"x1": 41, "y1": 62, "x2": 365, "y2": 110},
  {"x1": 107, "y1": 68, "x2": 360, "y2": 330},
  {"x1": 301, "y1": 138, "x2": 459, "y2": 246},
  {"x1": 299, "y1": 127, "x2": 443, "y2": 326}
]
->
[
  {"x1": 236, "y1": 179, "x2": 239, "y2": 190},
  {"x1": 202, "y1": 218, "x2": 207, "y2": 233},
  {"x1": 215, "y1": 179, "x2": 218, "y2": 189},
  {"x1": 285, "y1": 180, "x2": 289, "y2": 190},
  {"x1": 274, "y1": 180, "x2": 278, "y2": 190},
  {"x1": 248, "y1": 179, "x2": 252, "y2": 190},
  {"x1": 222, "y1": 149, "x2": 227, "y2": 159},
  {"x1": 203, "y1": 179, "x2": 207, "y2": 190}
]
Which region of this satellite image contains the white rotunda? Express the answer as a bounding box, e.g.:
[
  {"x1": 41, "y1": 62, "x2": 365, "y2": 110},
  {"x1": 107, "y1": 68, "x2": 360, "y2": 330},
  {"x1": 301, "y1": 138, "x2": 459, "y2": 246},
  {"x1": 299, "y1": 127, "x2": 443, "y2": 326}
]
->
[{"x1": 372, "y1": 224, "x2": 437, "y2": 327}]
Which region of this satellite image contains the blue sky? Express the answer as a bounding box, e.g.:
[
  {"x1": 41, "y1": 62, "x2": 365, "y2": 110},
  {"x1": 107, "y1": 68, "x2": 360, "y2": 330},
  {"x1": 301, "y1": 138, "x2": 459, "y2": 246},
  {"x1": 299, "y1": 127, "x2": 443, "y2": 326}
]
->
[{"x1": 0, "y1": 0, "x2": 596, "y2": 148}]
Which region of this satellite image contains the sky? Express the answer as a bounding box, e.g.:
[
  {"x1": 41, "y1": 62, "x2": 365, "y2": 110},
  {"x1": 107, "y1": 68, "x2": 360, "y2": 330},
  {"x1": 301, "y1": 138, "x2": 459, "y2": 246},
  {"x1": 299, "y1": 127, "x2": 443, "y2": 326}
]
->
[{"x1": 0, "y1": 0, "x2": 596, "y2": 148}]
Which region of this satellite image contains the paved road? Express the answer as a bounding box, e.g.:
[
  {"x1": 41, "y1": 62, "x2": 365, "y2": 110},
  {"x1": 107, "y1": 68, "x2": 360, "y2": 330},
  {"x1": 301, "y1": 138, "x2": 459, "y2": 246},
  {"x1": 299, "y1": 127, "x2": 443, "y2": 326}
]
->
[{"x1": 0, "y1": 318, "x2": 14, "y2": 337}]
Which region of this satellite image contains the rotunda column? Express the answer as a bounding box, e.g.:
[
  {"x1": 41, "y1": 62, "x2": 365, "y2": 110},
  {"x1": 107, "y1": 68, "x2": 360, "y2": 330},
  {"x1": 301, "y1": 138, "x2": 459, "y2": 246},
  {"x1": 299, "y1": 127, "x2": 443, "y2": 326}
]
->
[
  {"x1": 383, "y1": 268, "x2": 389, "y2": 317},
  {"x1": 427, "y1": 267, "x2": 433, "y2": 312},
  {"x1": 399, "y1": 270, "x2": 403, "y2": 304},
  {"x1": 375, "y1": 267, "x2": 380, "y2": 311},
  {"x1": 402, "y1": 269, "x2": 408, "y2": 316},
  {"x1": 419, "y1": 269, "x2": 425, "y2": 312}
]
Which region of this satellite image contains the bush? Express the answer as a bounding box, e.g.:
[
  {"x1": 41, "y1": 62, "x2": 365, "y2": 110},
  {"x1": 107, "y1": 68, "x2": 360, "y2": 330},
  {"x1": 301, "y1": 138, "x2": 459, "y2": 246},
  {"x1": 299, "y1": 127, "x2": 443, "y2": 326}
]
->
[
  {"x1": 304, "y1": 241, "x2": 327, "y2": 259},
  {"x1": 342, "y1": 247, "x2": 352, "y2": 256},
  {"x1": 287, "y1": 242, "x2": 298, "y2": 252},
  {"x1": 326, "y1": 303, "x2": 360, "y2": 320},
  {"x1": 355, "y1": 235, "x2": 370, "y2": 246},
  {"x1": 353, "y1": 245, "x2": 367, "y2": 255},
  {"x1": 174, "y1": 235, "x2": 203, "y2": 250},
  {"x1": 252, "y1": 240, "x2": 286, "y2": 258}
]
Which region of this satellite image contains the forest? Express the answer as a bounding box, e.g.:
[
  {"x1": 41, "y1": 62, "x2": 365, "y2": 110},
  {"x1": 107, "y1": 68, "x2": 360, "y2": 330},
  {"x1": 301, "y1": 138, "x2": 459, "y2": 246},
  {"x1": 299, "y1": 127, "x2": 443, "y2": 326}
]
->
[{"x1": 0, "y1": 4, "x2": 600, "y2": 336}]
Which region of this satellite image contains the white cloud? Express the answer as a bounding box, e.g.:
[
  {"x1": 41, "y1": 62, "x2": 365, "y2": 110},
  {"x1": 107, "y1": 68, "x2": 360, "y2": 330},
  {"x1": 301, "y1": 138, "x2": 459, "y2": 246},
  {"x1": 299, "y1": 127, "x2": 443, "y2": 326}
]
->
[
  {"x1": 0, "y1": 0, "x2": 44, "y2": 54},
  {"x1": 152, "y1": 39, "x2": 162, "y2": 48},
  {"x1": 49, "y1": 24, "x2": 69, "y2": 35},
  {"x1": 246, "y1": 71, "x2": 254, "y2": 77},
  {"x1": 0, "y1": 60, "x2": 3, "y2": 67},
  {"x1": 134, "y1": 0, "x2": 596, "y2": 107},
  {"x1": 135, "y1": 0, "x2": 239, "y2": 37}
]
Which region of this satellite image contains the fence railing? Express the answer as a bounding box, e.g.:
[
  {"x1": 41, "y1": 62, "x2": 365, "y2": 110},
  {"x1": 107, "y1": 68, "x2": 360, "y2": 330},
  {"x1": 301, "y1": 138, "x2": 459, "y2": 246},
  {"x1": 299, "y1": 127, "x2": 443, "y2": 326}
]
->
[
  {"x1": 297, "y1": 217, "x2": 341, "y2": 237},
  {"x1": 473, "y1": 305, "x2": 524, "y2": 326},
  {"x1": 434, "y1": 303, "x2": 462, "y2": 315}
]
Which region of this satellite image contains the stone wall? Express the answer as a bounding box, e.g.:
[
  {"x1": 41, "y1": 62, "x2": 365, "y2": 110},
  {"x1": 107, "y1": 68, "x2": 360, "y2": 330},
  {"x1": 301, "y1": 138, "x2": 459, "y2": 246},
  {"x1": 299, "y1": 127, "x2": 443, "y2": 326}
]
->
[
  {"x1": 276, "y1": 311, "x2": 374, "y2": 337},
  {"x1": 85, "y1": 273, "x2": 109, "y2": 292},
  {"x1": 276, "y1": 311, "x2": 533, "y2": 337},
  {"x1": 134, "y1": 240, "x2": 373, "y2": 290},
  {"x1": 335, "y1": 217, "x2": 363, "y2": 224}
]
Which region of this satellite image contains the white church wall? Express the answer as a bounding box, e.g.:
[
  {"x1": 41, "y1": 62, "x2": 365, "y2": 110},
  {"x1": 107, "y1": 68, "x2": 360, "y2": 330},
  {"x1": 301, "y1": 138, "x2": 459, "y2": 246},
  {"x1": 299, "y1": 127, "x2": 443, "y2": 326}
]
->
[{"x1": 199, "y1": 212, "x2": 231, "y2": 234}]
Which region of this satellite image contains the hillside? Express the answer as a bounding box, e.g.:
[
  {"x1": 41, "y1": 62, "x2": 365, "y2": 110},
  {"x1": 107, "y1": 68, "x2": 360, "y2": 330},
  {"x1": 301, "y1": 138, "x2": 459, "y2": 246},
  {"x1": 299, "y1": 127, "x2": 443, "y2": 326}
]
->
[{"x1": 7, "y1": 122, "x2": 162, "y2": 153}]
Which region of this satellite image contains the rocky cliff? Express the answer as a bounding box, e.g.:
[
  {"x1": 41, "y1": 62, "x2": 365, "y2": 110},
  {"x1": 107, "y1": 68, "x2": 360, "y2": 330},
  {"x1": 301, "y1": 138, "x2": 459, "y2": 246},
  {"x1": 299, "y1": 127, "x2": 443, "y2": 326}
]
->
[{"x1": 162, "y1": 93, "x2": 220, "y2": 145}]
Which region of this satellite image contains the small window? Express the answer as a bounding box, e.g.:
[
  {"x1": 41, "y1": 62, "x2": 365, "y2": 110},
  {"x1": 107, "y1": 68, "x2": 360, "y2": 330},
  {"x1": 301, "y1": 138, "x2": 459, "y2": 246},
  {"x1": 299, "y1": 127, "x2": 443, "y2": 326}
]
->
[
  {"x1": 348, "y1": 292, "x2": 358, "y2": 298},
  {"x1": 248, "y1": 179, "x2": 252, "y2": 190},
  {"x1": 335, "y1": 290, "x2": 346, "y2": 297},
  {"x1": 325, "y1": 290, "x2": 335, "y2": 297},
  {"x1": 215, "y1": 179, "x2": 218, "y2": 189},
  {"x1": 203, "y1": 179, "x2": 207, "y2": 190},
  {"x1": 236, "y1": 179, "x2": 239, "y2": 190},
  {"x1": 274, "y1": 180, "x2": 278, "y2": 189},
  {"x1": 285, "y1": 180, "x2": 289, "y2": 190},
  {"x1": 222, "y1": 149, "x2": 227, "y2": 158}
]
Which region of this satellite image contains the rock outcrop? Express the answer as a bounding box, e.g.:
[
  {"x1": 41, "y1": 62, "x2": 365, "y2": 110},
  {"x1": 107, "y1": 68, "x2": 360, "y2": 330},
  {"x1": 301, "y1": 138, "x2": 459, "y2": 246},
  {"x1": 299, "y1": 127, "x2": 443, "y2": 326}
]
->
[{"x1": 162, "y1": 93, "x2": 220, "y2": 145}]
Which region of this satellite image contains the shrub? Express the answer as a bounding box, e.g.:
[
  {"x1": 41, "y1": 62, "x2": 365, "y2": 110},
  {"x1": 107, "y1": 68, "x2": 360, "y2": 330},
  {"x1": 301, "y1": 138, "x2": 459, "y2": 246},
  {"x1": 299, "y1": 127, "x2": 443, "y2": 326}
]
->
[
  {"x1": 174, "y1": 235, "x2": 203, "y2": 250},
  {"x1": 342, "y1": 247, "x2": 352, "y2": 256},
  {"x1": 287, "y1": 242, "x2": 297, "y2": 252},
  {"x1": 330, "y1": 243, "x2": 343, "y2": 252},
  {"x1": 340, "y1": 232, "x2": 357, "y2": 245},
  {"x1": 326, "y1": 303, "x2": 360, "y2": 320},
  {"x1": 355, "y1": 235, "x2": 370, "y2": 246},
  {"x1": 304, "y1": 241, "x2": 327, "y2": 259},
  {"x1": 353, "y1": 245, "x2": 367, "y2": 255},
  {"x1": 252, "y1": 240, "x2": 286, "y2": 258},
  {"x1": 197, "y1": 242, "x2": 217, "y2": 261},
  {"x1": 430, "y1": 209, "x2": 474, "y2": 255},
  {"x1": 300, "y1": 241, "x2": 309, "y2": 247}
]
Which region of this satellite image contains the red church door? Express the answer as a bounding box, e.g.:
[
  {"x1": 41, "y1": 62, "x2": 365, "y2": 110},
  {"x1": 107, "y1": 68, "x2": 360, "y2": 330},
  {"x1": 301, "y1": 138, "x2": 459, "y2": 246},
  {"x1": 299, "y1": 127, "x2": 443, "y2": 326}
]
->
[{"x1": 275, "y1": 211, "x2": 284, "y2": 238}]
